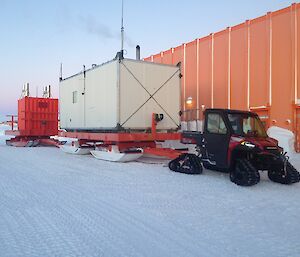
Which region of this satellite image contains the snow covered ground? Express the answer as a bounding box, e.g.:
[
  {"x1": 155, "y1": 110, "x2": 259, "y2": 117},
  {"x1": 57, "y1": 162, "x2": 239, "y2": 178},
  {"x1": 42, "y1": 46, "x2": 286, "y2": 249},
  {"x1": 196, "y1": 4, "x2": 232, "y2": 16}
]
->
[
  {"x1": 0, "y1": 126, "x2": 300, "y2": 257},
  {"x1": 0, "y1": 114, "x2": 6, "y2": 122}
]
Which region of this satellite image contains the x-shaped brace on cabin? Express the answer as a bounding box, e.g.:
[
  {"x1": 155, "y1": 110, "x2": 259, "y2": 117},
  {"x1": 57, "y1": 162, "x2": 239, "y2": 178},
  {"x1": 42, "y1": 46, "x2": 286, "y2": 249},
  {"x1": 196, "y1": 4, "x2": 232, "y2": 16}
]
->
[{"x1": 121, "y1": 62, "x2": 180, "y2": 127}]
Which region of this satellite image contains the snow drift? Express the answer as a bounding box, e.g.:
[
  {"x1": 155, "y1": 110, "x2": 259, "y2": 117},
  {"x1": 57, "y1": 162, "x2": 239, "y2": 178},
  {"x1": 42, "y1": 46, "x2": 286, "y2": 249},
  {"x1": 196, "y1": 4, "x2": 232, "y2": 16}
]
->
[{"x1": 267, "y1": 126, "x2": 296, "y2": 157}]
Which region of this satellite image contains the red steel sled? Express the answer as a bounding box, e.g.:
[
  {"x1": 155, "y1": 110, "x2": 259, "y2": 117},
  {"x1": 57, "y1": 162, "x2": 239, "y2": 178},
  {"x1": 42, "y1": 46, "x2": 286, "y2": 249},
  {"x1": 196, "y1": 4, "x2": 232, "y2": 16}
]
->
[
  {"x1": 5, "y1": 132, "x2": 63, "y2": 147},
  {"x1": 59, "y1": 113, "x2": 187, "y2": 162}
]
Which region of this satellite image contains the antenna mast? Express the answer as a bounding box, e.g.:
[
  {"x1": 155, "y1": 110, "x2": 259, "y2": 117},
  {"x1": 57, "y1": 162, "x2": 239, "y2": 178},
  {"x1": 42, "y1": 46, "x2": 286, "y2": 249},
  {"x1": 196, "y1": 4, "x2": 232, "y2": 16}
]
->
[
  {"x1": 121, "y1": 0, "x2": 124, "y2": 57},
  {"x1": 59, "y1": 63, "x2": 63, "y2": 81}
]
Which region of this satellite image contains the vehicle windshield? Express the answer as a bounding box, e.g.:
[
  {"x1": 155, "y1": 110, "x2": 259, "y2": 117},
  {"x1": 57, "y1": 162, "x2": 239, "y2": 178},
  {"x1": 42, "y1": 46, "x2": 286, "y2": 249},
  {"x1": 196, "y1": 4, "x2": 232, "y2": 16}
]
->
[{"x1": 228, "y1": 113, "x2": 267, "y2": 138}]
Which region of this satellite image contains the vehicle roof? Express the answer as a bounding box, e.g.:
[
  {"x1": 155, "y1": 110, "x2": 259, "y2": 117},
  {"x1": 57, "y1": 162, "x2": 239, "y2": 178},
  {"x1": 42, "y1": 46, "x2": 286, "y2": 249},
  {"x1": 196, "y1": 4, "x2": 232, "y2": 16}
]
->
[{"x1": 205, "y1": 108, "x2": 257, "y2": 116}]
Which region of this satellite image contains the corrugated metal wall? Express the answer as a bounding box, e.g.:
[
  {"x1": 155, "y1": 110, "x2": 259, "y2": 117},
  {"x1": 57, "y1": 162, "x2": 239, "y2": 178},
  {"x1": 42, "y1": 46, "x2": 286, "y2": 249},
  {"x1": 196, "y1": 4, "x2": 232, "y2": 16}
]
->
[{"x1": 144, "y1": 3, "x2": 300, "y2": 149}]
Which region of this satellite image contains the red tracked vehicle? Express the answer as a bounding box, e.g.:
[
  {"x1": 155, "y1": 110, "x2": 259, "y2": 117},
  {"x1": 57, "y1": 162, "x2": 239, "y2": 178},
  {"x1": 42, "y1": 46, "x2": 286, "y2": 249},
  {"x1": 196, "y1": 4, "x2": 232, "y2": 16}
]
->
[{"x1": 171, "y1": 109, "x2": 300, "y2": 186}]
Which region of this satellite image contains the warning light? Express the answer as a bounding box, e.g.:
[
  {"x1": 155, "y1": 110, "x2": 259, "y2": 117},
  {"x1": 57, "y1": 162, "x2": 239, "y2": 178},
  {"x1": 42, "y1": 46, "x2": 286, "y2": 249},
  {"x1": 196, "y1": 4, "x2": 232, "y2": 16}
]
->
[{"x1": 186, "y1": 97, "x2": 193, "y2": 105}]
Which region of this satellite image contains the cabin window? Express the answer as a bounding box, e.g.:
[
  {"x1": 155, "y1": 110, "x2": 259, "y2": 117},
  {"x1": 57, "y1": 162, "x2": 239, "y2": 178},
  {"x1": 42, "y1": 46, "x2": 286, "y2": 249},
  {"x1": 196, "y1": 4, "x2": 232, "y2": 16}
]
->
[
  {"x1": 72, "y1": 91, "x2": 77, "y2": 104},
  {"x1": 207, "y1": 113, "x2": 227, "y2": 134}
]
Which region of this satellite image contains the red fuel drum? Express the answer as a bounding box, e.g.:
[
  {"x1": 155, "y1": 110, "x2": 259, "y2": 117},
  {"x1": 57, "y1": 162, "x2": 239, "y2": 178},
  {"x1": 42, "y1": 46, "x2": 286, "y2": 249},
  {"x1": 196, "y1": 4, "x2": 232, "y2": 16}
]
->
[{"x1": 18, "y1": 97, "x2": 58, "y2": 136}]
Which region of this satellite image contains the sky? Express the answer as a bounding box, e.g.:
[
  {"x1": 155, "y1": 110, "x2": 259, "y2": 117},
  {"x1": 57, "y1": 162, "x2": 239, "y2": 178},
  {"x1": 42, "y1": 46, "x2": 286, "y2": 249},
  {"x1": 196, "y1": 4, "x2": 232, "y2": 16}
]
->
[{"x1": 0, "y1": 0, "x2": 296, "y2": 118}]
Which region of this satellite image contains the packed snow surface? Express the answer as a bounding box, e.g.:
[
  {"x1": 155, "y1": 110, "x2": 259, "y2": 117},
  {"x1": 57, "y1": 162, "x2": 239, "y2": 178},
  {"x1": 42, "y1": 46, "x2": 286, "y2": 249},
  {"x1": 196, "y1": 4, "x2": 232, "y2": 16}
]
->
[{"x1": 0, "y1": 125, "x2": 300, "y2": 257}]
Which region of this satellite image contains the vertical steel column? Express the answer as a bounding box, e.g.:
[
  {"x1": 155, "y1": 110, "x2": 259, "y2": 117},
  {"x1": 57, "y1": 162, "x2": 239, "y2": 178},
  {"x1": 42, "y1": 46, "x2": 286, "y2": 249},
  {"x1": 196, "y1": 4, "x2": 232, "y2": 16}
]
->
[
  {"x1": 11, "y1": 115, "x2": 14, "y2": 131},
  {"x1": 227, "y1": 27, "x2": 232, "y2": 109},
  {"x1": 117, "y1": 60, "x2": 121, "y2": 126},
  {"x1": 171, "y1": 48, "x2": 174, "y2": 65},
  {"x1": 183, "y1": 43, "x2": 187, "y2": 112},
  {"x1": 292, "y1": 3, "x2": 299, "y2": 151},
  {"x1": 268, "y1": 12, "x2": 273, "y2": 106},
  {"x1": 247, "y1": 20, "x2": 251, "y2": 110},
  {"x1": 196, "y1": 38, "x2": 200, "y2": 120},
  {"x1": 294, "y1": 3, "x2": 298, "y2": 104},
  {"x1": 211, "y1": 33, "x2": 214, "y2": 108},
  {"x1": 83, "y1": 65, "x2": 86, "y2": 127}
]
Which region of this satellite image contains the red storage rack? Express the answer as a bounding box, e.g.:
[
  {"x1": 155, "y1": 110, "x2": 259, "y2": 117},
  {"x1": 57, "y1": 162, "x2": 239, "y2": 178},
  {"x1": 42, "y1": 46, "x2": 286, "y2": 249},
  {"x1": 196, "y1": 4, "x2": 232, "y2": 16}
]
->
[
  {"x1": 17, "y1": 97, "x2": 58, "y2": 136},
  {"x1": 5, "y1": 97, "x2": 61, "y2": 147}
]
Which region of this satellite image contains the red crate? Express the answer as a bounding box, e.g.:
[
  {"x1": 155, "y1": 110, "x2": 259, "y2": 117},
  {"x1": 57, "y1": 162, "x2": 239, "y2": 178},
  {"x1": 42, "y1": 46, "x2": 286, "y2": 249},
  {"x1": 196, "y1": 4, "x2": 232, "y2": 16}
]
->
[{"x1": 18, "y1": 97, "x2": 58, "y2": 136}]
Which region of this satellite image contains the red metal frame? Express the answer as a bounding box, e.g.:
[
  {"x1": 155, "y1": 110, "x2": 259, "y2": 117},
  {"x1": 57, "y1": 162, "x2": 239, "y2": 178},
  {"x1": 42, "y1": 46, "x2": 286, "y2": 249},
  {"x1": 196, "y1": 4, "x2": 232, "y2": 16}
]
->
[
  {"x1": 59, "y1": 131, "x2": 181, "y2": 142},
  {"x1": 143, "y1": 147, "x2": 185, "y2": 159},
  {"x1": 5, "y1": 130, "x2": 28, "y2": 137},
  {"x1": 294, "y1": 104, "x2": 300, "y2": 153},
  {"x1": 5, "y1": 97, "x2": 60, "y2": 147},
  {"x1": 17, "y1": 97, "x2": 58, "y2": 137},
  {"x1": 59, "y1": 113, "x2": 185, "y2": 159},
  {"x1": 152, "y1": 113, "x2": 157, "y2": 138},
  {"x1": 6, "y1": 136, "x2": 63, "y2": 147}
]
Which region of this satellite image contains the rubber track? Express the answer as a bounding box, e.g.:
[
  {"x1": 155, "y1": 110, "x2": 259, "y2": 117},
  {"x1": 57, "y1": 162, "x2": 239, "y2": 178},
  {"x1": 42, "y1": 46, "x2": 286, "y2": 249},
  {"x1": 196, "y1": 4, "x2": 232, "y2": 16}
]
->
[
  {"x1": 230, "y1": 159, "x2": 260, "y2": 186},
  {"x1": 169, "y1": 154, "x2": 203, "y2": 175},
  {"x1": 268, "y1": 161, "x2": 300, "y2": 184}
]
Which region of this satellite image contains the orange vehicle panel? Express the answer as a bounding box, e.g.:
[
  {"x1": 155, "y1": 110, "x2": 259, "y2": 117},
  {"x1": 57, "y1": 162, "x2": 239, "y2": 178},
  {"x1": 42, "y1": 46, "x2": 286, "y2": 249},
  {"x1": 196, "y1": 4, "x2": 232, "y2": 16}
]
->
[
  {"x1": 213, "y1": 30, "x2": 229, "y2": 108},
  {"x1": 172, "y1": 45, "x2": 184, "y2": 66},
  {"x1": 198, "y1": 36, "x2": 213, "y2": 111},
  {"x1": 185, "y1": 40, "x2": 198, "y2": 117},
  {"x1": 297, "y1": 4, "x2": 300, "y2": 101},
  {"x1": 162, "y1": 49, "x2": 173, "y2": 65},
  {"x1": 230, "y1": 23, "x2": 248, "y2": 110},
  {"x1": 172, "y1": 45, "x2": 185, "y2": 110},
  {"x1": 271, "y1": 10, "x2": 294, "y2": 130},
  {"x1": 249, "y1": 16, "x2": 270, "y2": 108},
  {"x1": 143, "y1": 56, "x2": 152, "y2": 62},
  {"x1": 152, "y1": 53, "x2": 162, "y2": 63}
]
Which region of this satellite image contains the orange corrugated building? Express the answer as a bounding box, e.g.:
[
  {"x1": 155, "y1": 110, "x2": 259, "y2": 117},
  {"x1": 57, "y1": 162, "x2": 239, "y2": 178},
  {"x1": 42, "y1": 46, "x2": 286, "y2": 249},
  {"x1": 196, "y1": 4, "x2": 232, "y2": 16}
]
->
[{"x1": 144, "y1": 3, "x2": 300, "y2": 151}]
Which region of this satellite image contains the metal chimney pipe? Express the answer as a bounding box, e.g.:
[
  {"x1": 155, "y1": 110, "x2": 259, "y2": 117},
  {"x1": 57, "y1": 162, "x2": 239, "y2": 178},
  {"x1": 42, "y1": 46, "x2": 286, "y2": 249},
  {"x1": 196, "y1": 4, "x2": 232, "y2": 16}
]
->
[
  {"x1": 48, "y1": 85, "x2": 51, "y2": 98},
  {"x1": 26, "y1": 83, "x2": 30, "y2": 96},
  {"x1": 59, "y1": 63, "x2": 63, "y2": 82},
  {"x1": 136, "y1": 45, "x2": 140, "y2": 60}
]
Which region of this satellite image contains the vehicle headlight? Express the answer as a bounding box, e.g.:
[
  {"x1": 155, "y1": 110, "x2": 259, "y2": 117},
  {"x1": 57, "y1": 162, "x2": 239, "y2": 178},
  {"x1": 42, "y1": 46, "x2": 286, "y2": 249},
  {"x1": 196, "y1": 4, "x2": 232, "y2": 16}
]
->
[
  {"x1": 278, "y1": 146, "x2": 284, "y2": 154},
  {"x1": 241, "y1": 141, "x2": 256, "y2": 148}
]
